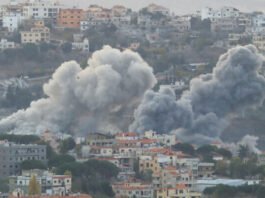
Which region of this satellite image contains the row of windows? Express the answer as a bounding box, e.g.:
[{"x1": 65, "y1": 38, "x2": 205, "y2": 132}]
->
[{"x1": 61, "y1": 22, "x2": 80, "y2": 25}]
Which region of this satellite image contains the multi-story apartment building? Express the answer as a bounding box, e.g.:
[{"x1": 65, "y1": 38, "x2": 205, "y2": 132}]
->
[
  {"x1": 211, "y1": 17, "x2": 239, "y2": 33},
  {"x1": 252, "y1": 34, "x2": 265, "y2": 51},
  {"x1": 2, "y1": 11, "x2": 24, "y2": 32},
  {"x1": 112, "y1": 182, "x2": 153, "y2": 198},
  {"x1": 201, "y1": 6, "x2": 240, "y2": 21},
  {"x1": 252, "y1": 14, "x2": 265, "y2": 33},
  {"x1": 156, "y1": 184, "x2": 201, "y2": 198},
  {"x1": 197, "y1": 163, "x2": 215, "y2": 178},
  {"x1": 57, "y1": 8, "x2": 85, "y2": 29},
  {"x1": 9, "y1": 169, "x2": 71, "y2": 196},
  {"x1": 0, "y1": 141, "x2": 46, "y2": 177},
  {"x1": 20, "y1": 20, "x2": 50, "y2": 44},
  {"x1": 22, "y1": 0, "x2": 63, "y2": 21}
]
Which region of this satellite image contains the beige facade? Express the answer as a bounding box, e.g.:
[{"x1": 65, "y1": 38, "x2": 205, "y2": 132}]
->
[
  {"x1": 156, "y1": 184, "x2": 201, "y2": 198},
  {"x1": 139, "y1": 155, "x2": 161, "y2": 175},
  {"x1": 20, "y1": 21, "x2": 50, "y2": 44}
]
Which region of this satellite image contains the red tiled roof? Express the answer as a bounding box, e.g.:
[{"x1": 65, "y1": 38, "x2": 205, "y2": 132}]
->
[{"x1": 116, "y1": 132, "x2": 138, "y2": 137}]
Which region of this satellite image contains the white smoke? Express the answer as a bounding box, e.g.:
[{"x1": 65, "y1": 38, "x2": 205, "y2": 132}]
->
[{"x1": 0, "y1": 46, "x2": 157, "y2": 135}]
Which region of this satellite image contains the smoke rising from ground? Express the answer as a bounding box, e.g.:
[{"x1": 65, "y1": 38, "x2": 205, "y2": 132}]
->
[
  {"x1": 130, "y1": 45, "x2": 265, "y2": 143},
  {"x1": 0, "y1": 46, "x2": 156, "y2": 135}
]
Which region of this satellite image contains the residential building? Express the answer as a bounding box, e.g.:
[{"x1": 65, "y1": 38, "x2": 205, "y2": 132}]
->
[
  {"x1": 146, "y1": 4, "x2": 170, "y2": 16},
  {"x1": 20, "y1": 20, "x2": 50, "y2": 44},
  {"x1": 9, "y1": 169, "x2": 71, "y2": 196},
  {"x1": 156, "y1": 184, "x2": 201, "y2": 198},
  {"x1": 22, "y1": 0, "x2": 63, "y2": 21},
  {"x1": 72, "y1": 37, "x2": 89, "y2": 51},
  {"x1": 2, "y1": 12, "x2": 23, "y2": 32},
  {"x1": 57, "y1": 8, "x2": 85, "y2": 29},
  {"x1": 253, "y1": 34, "x2": 265, "y2": 51},
  {"x1": 112, "y1": 182, "x2": 153, "y2": 198},
  {"x1": 111, "y1": 5, "x2": 128, "y2": 17},
  {"x1": 170, "y1": 16, "x2": 191, "y2": 32},
  {"x1": 0, "y1": 38, "x2": 17, "y2": 50},
  {"x1": 111, "y1": 15, "x2": 131, "y2": 26},
  {"x1": 197, "y1": 163, "x2": 214, "y2": 178},
  {"x1": 228, "y1": 33, "x2": 250, "y2": 45},
  {"x1": 86, "y1": 133, "x2": 115, "y2": 147},
  {"x1": 139, "y1": 155, "x2": 161, "y2": 175},
  {"x1": 0, "y1": 141, "x2": 46, "y2": 177},
  {"x1": 116, "y1": 132, "x2": 139, "y2": 141},
  {"x1": 211, "y1": 17, "x2": 239, "y2": 33},
  {"x1": 252, "y1": 14, "x2": 265, "y2": 33},
  {"x1": 201, "y1": 6, "x2": 240, "y2": 21}
]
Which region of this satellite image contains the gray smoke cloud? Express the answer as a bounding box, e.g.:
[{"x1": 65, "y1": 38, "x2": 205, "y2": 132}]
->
[
  {"x1": 0, "y1": 46, "x2": 157, "y2": 135},
  {"x1": 130, "y1": 45, "x2": 265, "y2": 143}
]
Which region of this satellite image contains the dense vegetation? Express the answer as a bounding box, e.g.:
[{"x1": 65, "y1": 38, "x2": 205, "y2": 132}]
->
[{"x1": 204, "y1": 184, "x2": 265, "y2": 198}]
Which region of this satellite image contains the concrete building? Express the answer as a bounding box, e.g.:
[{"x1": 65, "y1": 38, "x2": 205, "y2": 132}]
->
[
  {"x1": 197, "y1": 163, "x2": 214, "y2": 178},
  {"x1": 72, "y1": 37, "x2": 89, "y2": 52},
  {"x1": 170, "y1": 16, "x2": 191, "y2": 32},
  {"x1": 146, "y1": 4, "x2": 170, "y2": 16},
  {"x1": 112, "y1": 182, "x2": 153, "y2": 198},
  {"x1": 201, "y1": 6, "x2": 240, "y2": 21},
  {"x1": 0, "y1": 141, "x2": 46, "y2": 177},
  {"x1": 252, "y1": 14, "x2": 265, "y2": 33},
  {"x1": 211, "y1": 17, "x2": 239, "y2": 33},
  {"x1": 156, "y1": 184, "x2": 201, "y2": 198},
  {"x1": 253, "y1": 34, "x2": 265, "y2": 51},
  {"x1": 57, "y1": 8, "x2": 85, "y2": 29},
  {"x1": 20, "y1": 20, "x2": 50, "y2": 44},
  {"x1": 2, "y1": 12, "x2": 23, "y2": 32},
  {"x1": 9, "y1": 169, "x2": 71, "y2": 196},
  {"x1": 22, "y1": 0, "x2": 63, "y2": 21},
  {"x1": 0, "y1": 38, "x2": 17, "y2": 50}
]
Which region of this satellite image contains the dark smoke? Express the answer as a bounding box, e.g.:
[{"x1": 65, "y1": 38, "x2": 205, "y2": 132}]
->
[
  {"x1": 130, "y1": 45, "x2": 265, "y2": 143},
  {"x1": 0, "y1": 46, "x2": 156, "y2": 135}
]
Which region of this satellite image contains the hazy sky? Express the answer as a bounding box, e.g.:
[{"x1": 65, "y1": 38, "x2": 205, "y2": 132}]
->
[{"x1": 1, "y1": 0, "x2": 265, "y2": 15}]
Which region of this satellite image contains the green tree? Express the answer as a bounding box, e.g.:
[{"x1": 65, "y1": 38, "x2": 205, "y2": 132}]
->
[
  {"x1": 21, "y1": 160, "x2": 47, "y2": 170},
  {"x1": 22, "y1": 43, "x2": 40, "y2": 60},
  {"x1": 28, "y1": 175, "x2": 41, "y2": 195},
  {"x1": 215, "y1": 160, "x2": 229, "y2": 176},
  {"x1": 59, "y1": 137, "x2": 76, "y2": 154},
  {"x1": 48, "y1": 154, "x2": 75, "y2": 168},
  {"x1": 61, "y1": 42, "x2": 72, "y2": 53},
  {"x1": 238, "y1": 145, "x2": 250, "y2": 159}
]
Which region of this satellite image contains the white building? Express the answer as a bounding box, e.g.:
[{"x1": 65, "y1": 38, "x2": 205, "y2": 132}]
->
[
  {"x1": 72, "y1": 38, "x2": 89, "y2": 52},
  {"x1": 0, "y1": 39, "x2": 17, "y2": 50},
  {"x1": 2, "y1": 12, "x2": 24, "y2": 32},
  {"x1": 9, "y1": 169, "x2": 72, "y2": 196},
  {"x1": 201, "y1": 6, "x2": 240, "y2": 21},
  {"x1": 111, "y1": 15, "x2": 131, "y2": 26},
  {"x1": 252, "y1": 14, "x2": 265, "y2": 33},
  {"x1": 22, "y1": 0, "x2": 63, "y2": 20}
]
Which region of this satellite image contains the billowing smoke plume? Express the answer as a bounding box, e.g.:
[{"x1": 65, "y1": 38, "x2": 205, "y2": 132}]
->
[
  {"x1": 0, "y1": 46, "x2": 156, "y2": 135},
  {"x1": 130, "y1": 45, "x2": 265, "y2": 143},
  {"x1": 238, "y1": 135, "x2": 261, "y2": 154}
]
